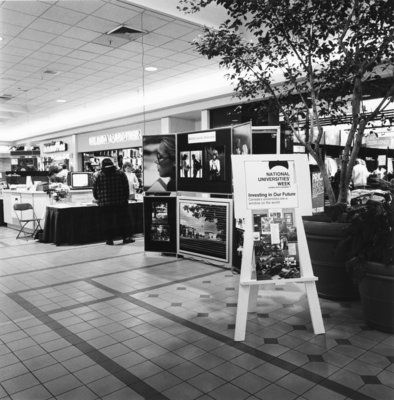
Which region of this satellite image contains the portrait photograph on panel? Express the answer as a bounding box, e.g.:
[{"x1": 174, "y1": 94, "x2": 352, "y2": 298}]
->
[
  {"x1": 191, "y1": 150, "x2": 203, "y2": 179},
  {"x1": 205, "y1": 145, "x2": 225, "y2": 182},
  {"x1": 179, "y1": 151, "x2": 191, "y2": 178},
  {"x1": 143, "y1": 135, "x2": 176, "y2": 193},
  {"x1": 178, "y1": 197, "x2": 232, "y2": 263},
  {"x1": 144, "y1": 196, "x2": 177, "y2": 253}
]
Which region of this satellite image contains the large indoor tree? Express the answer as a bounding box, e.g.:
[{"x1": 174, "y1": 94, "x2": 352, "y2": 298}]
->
[{"x1": 179, "y1": 0, "x2": 394, "y2": 204}]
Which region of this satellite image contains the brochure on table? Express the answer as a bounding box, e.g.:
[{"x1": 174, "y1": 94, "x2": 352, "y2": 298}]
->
[{"x1": 231, "y1": 153, "x2": 325, "y2": 341}]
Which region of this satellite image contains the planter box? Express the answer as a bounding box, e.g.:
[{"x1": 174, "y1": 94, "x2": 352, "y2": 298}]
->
[
  {"x1": 303, "y1": 217, "x2": 360, "y2": 300},
  {"x1": 359, "y1": 262, "x2": 394, "y2": 333}
]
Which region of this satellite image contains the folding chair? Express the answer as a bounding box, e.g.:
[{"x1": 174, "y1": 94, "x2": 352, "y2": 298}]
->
[{"x1": 13, "y1": 203, "x2": 42, "y2": 240}]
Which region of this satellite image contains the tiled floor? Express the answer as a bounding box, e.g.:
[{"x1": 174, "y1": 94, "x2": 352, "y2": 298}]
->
[{"x1": 0, "y1": 226, "x2": 393, "y2": 400}]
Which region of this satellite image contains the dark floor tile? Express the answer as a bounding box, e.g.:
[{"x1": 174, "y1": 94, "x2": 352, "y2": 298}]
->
[
  {"x1": 361, "y1": 375, "x2": 382, "y2": 384},
  {"x1": 264, "y1": 338, "x2": 279, "y2": 344},
  {"x1": 335, "y1": 339, "x2": 351, "y2": 345},
  {"x1": 307, "y1": 354, "x2": 325, "y2": 362}
]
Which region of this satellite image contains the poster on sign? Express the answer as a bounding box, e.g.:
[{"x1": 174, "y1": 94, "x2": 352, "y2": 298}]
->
[
  {"x1": 253, "y1": 208, "x2": 300, "y2": 280},
  {"x1": 245, "y1": 160, "x2": 298, "y2": 209}
]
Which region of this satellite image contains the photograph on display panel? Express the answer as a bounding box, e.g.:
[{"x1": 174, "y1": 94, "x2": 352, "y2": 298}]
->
[
  {"x1": 178, "y1": 197, "x2": 232, "y2": 263},
  {"x1": 143, "y1": 135, "x2": 176, "y2": 193},
  {"x1": 144, "y1": 196, "x2": 177, "y2": 253},
  {"x1": 205, "y1": 145, "x2": 225, "y2": 182},
  {"x1": 233, "y1": 122, "x2": 252, "y2": 155},
  {"x1": 253, "y1": 208, "x2": 300, "y2": 280},
  {"x1": 177, "y1": 128, "x2": 232, "y2": 193}
]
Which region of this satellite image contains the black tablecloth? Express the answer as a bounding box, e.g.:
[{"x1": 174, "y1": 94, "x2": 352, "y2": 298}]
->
[{"x1": 42, "y1": 202, "x2": 143, "y2": 245}]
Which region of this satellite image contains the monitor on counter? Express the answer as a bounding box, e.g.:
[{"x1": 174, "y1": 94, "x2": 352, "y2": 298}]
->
[{"x1": 68, "y1": 172, "x2": 94, "y2": 190}]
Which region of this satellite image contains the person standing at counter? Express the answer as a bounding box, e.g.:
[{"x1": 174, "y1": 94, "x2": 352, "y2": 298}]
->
[
  {"x1": 56, "y1": 164, "x2": 69, "y2": 183},
  {"x1": 123, "y1": 162, "x2": 140, "y2": 199},
  {"x1": 93, "y1": 158, "x2": 134, "y2": 245}
]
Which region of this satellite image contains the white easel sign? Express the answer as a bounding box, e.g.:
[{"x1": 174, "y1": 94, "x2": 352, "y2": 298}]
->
[
  {"x1": 245, "y1": 160, "x2": 298, "y2": 209},
  {"x1": 232, "y1": 154, "x2": 325, "y2": 341}
]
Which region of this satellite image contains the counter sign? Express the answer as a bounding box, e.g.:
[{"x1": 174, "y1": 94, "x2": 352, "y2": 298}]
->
[{"x1": 245, "y1": 160, "x2": 298, "y2": 209}]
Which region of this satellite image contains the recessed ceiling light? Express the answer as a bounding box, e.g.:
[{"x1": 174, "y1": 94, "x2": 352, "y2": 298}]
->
[
  {"x1": 0, "y1": 37, "x2": 3, "y2": 41},
  {"x1": 145, "y1": 66, "x2": 158, "y2": 72},
  {"x1": 56, "y1": 99, "x2": 67, "y2": 103}
]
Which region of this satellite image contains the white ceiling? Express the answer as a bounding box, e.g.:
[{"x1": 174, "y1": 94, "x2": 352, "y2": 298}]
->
[{"x1": 0, "y1": 0, "x2": 232, "y2": 142}]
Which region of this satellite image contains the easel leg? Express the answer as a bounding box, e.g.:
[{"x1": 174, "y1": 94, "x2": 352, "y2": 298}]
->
[
  {"x1": 234, "y1": 284, "x2": 250, "y2": 341},
  {"x1": 305, "y1": 281, "x2": 325, "y2": 334},
  {"x1": 248, "y1": 285, "x2": 259, "y2": 312}
]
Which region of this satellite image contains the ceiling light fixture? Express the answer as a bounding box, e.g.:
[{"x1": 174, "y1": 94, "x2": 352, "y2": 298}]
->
[
  {"x1": 145, "y1": 66, "x2": 158, "y2": 72},
  {"x1": 56, "y1": 99, "x2": 67, "y2": 103}
]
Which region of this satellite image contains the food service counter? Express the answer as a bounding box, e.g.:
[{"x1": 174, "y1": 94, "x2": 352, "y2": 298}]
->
[{"x1": 42, "y1": 201, "x2": 143, "y2": 245}]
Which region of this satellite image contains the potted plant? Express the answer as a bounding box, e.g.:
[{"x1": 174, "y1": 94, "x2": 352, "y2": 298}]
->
[
  {"x1": 179, "y1": 0, "x2": 394, "y2": 299},
  {"x1": 344, "y1": 192, "x2": 394, "y2": 332}
]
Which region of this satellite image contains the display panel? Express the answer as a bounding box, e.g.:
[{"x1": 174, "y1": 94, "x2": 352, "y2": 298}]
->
[
  {"x1": 178, "y1": 197, "x2": 232, "y2": 264},
  {"x1": 144, "y1": 196, "x2": 177, "y2": 253},
  {"x1": 68, "y1": 172, "x2": 93, "y2": 189},
  {"x1": 177, "y1": 128, "x2": 233, "y2": 194},
  {"x1": 143, "y1": 135, "x2": 176, "y2": 193}
]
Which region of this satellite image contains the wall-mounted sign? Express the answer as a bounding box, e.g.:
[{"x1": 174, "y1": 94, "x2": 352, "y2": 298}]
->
[
  {"x1": 43, "y1": 141, "x2": 68, "y2": 153},
  {"x1": 188, "y1": 131, "x2": 216, "y2": 144},
  {"x1": 89, "y1": 130, "x2": 141, "y2": 146}
]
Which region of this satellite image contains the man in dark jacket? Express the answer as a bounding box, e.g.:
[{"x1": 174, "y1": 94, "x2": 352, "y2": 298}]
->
[{"x1": 93, "y1": 158, "x2": 134, "y2": 245}]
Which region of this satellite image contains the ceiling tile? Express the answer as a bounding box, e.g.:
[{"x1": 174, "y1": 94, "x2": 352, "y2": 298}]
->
[
  {"x1": 0, "y1": 8, "x2": 37, "y2": 27},
  {"x1": 59, "y1": 0, "x2": 106, "y2": 15},
  {"x1": 154, "y1": 22, "x2": 196, "y2": 39},
  {"x1": 49, "y1": 36, "x2": 88, "y2": 50},
  {"x1": 77, "y1": 15, "x2": 118, "y2": 33},
  {"x1": 29, "y1": 18, "x2": 72, "y2": 35},
  {"x1": 2, "y1": 46, "x2": 35, "y2": 58},
  {"x1": 161, "y1": 39, "x2": 193, "y2": 52},
  {"x1": 9, "y1": 38, "x2": 44, "y2": 52},
  {"x1": 144, "y1": 47, "x2": 176, "y2": 59},
  {"x1": 142, "y1": 32, "x2": 173, "y2": 47},
  {"x1": 37, "y1": 44, "x2": 73, "y2": 57},
  {"x1": 63, "y1": 26, "x2": 103, "y2": 42},
  {"x1": 41, "y1": 5, "x2": 88, "y2": 26},
  {"x1": 68, "y1": 50, "x2": 99, "y2": 61},
  {"x1": 127, "y1": 12, "x2": 171, "y2": 32},
  {"x1": 18, "y1": 29, "x2": 57, "y2": 44},
  {"x1": 2, "y1": 0, "x2": 51, "y2": 16},
  {"x1": 79, "y1": 42, "x2": 112, "y2": 55},
  {"x1": 92, "y1": 2, "x2": 139, "y2": 23},
  {"x1": 0, "y1": 22, "x2": 25, "y2": 37}
]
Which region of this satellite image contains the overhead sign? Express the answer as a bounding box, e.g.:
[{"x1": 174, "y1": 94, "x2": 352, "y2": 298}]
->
[
  {"x1": 43, "y1": 141, "x2": 67, "y2": 153},
  {"x1": 244, "y1": 160, "x2": 298, "y2": 209},
  {"x1": 89, "y1": 130, "x2": 141, "y2": 146}
]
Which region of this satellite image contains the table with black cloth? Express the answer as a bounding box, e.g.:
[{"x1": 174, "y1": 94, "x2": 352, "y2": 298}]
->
[{"x1": 42, "y1": 201, "x2": 143, "y2": 245}]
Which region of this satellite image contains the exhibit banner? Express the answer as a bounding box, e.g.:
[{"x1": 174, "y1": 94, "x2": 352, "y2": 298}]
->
[{"x1": 245, "y1": 160, "x2": 298, "y2": 209}]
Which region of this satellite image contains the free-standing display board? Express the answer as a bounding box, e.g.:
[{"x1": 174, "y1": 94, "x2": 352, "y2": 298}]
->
[
  {"x1": 177, "y1": 196, "x2": 233, "y2": 266},
  {"x1": 177, "y1": 128, "x2": 233, "y2": 194},
  {"x1": 232, "y1": 154, "x2": 325, "y2": 341},
  {"x1": 144, "y1": 195, "x2": 177, "y2": 253}
]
